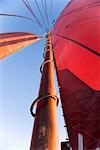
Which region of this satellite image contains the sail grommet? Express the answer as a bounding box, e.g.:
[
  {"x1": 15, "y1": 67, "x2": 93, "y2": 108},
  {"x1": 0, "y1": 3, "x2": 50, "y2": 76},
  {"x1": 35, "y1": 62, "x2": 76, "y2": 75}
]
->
[{"x1": 30, "y1": 94, "x2": 59, "y2": 117}]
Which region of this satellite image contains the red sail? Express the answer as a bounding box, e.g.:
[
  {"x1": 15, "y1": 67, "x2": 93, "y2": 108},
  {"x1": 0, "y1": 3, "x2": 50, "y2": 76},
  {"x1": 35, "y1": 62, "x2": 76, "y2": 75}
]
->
[
  {"x1": 52, "y1": 0, "x2": 100, "y2": 149},
  {"x1": 0, "y1": 32, "x2": 42, "y2": 60}
]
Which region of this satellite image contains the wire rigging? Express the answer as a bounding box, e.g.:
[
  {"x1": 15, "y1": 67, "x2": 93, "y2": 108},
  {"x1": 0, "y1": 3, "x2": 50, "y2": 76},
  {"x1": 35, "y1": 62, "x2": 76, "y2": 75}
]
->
[
  {"x1": 40, "y1": 0, "x2": 48, "y2": 29},
  {"x1": 40, "y1": 0, "x2": 50, "y2": 31},
  {"x1": 49, "y1": 0, "x2": 53, "y2": 30},
  {"x1": 22, "y1": 0, "x2": 43, "y2": 29},
  {"x1": 34, "y1": 0, "x2": 47, "y2": 32},
  {"x1": 0, "y1": 13, "x2": 36, "y2": 22},
  {"x1": 23, "y1": 0, "x2": 42, "y2": 25},
  {"x1": 49, "y1": 0, "x2": 53, "y2": 18},
  {"x1": 41, "y1": 0, "x2": 45, "y2": 10},
  {"x1": 1, "y1": 0, "x2": 54, "y2": 33},
  {"x1": 44, "y1": 0, "x2": 50, "y2": 31}
]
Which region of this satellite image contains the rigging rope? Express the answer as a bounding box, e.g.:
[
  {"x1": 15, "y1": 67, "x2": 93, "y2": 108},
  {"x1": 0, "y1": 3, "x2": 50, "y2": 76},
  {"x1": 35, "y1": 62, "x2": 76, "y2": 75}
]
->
[
  {"x1": 0, "y1": 13, "x2": 36, "y2": 22},
  {"x1": 44, "y1": 0, "x2": 50, "y2": 31},
  {"x1": 1, "y1": 0, "x2": 54, "y2": 32},
  {"x1": 49, "y1": 0, "x2": 53, "y2": 30},
  {"x1": 49, "y1": 0, "x2": 53, "y2": 18},
  {"x1": 34, "y1": 0, "x2": 47, "y2": 32},
  {"x1": 41, "y1": 0, "x2": 50, "y2": 31},
  {"x1": 22, "y1": 0, "x2": 43, "y2": 29},
  {"x1": 40, "y1": 0, "x2": 45, "y2": 11}
]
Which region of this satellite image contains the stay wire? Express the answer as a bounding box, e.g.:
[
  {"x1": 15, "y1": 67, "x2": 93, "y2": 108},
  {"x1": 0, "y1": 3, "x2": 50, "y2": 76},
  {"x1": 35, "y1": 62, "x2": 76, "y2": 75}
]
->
[
  {"x1": 41, "y1": 0, "x2": 45, "y2": 10},
  {"x1": 22, "y1": 0, "x2": 42, "y2": 26},
  {"x1": 49, "y1": 0, "x2": 53, "y2": 18},
  {"x1": 41, "y1": 0, "x2": 50, "y2": 31},
  {"x1": 22, "y1": 0, "x2": 43, "y2": 29},
  {"x1": 40, "y1": 0, "x2": 48, "y2": 30},
  {"x1": 34, "y1": 0, "x2": 47, "y2": 32},
  {"x1": 44, "y1": 0, "x2": 50, "y2": 31},
  {"x1": 49, "y1": 0, "x2": 53, "y2": 30},
  {"x1": 0, "y1": 13, "x2": 37, "y2": 22}
]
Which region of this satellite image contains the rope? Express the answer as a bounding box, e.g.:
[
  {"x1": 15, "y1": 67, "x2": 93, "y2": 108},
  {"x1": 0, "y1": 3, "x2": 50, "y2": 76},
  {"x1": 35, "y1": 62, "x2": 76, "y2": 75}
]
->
[
  {"x1": 23, "y1": 0, "x2": 42, "y2": 25},
  {"x1": 41, "y1": 0, "x2": 45, "y2": 11},
  {"x1": 30, "y1": 94, "x2": 59, "y2": 117},
  {"x1": 41, "y1": 0, "x2": 50, "y2": 31},
  {"x1": 40, "y1": 0, "x2": 47, "y2": 26},
  {"x1": 49, "y1": 0, "x2": 53, "y2": 30},
  {"x1": 49, "y1": 0, "x2": 53, "y2": 18},
  {"x1": 22, "y1": 0, "x2": 43, "y2": 28},
  {"x1": 44, "y1": 0, "x2": 50, "y2": 31},
  {"x1": 0, "y1": 13, "x2": 36, "y2": 22},
  {"x1": 34, "y1": 0, "x2": 47, "y2": 32}
]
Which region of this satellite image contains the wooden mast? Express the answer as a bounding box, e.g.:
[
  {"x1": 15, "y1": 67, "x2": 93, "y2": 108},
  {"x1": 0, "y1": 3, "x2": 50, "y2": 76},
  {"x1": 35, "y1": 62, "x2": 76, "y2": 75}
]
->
[{"x1": 30, "y1": 32, "x2": 59, "y2": 149}]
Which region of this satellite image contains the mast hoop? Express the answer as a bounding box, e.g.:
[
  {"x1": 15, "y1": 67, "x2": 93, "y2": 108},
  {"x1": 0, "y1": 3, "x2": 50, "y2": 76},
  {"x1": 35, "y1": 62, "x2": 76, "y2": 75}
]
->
[
  {"x1": 40, "y1": 60, "x2": 54, "y2": 73},
  {"x1": 43, "y1": 49, "x2": 52, "y2": 58},
  {"x1": 30, "y1": 94, "x2": 59, "y2": 117}
]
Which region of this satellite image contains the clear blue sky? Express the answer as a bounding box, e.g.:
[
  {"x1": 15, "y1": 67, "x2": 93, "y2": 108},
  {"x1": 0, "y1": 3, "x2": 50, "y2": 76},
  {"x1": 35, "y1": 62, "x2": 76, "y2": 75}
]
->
[{"x1": 0, "y1": 0, "x2": 69, "y2": 149}]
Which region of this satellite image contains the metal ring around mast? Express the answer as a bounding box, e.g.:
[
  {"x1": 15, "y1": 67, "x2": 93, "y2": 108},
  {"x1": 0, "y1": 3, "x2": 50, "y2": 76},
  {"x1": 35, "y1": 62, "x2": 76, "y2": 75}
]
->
[
  {"x1": 40, "y1": 60, "x2": 54, "y2": 73},
  {"x1": 30, "y1": 95, "x2": 59, "y2": 117}
]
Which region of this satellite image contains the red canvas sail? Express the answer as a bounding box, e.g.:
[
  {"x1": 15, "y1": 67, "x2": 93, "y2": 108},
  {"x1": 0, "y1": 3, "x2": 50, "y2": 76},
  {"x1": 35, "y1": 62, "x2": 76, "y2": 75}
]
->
[
  {"x1": 0, "y1": 32, "x2": 42, "y2": 60},
  {"x1": 52, "y1": 0, "x2": 100, "y2": 149}
]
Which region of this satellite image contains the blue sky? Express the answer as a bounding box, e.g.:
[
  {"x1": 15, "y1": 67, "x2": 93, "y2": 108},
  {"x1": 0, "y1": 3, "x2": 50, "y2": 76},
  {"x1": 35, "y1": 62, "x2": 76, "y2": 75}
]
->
[{"x1": 0, "y1": 0, "x2": 69, "y2": 149}]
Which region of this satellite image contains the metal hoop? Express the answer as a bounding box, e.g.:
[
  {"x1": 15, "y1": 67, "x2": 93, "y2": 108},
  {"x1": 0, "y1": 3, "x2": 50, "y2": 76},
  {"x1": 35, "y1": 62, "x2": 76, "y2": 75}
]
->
[
  {"x1": 43, "y1": 49, "x2": 51, "y2": 58},
  {"x1": 40, "y1": 60, "x2": 54, "y2": 73},
  {"x1": 30, "y1": 95, "x2": 59, "y2": 117}
]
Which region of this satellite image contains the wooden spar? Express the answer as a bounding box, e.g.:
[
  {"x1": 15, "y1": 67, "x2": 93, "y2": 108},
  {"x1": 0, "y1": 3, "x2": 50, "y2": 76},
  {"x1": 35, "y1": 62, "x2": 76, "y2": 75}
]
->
[{"x1": 30, "y1": 32, "x2": 59, "y2": 150}]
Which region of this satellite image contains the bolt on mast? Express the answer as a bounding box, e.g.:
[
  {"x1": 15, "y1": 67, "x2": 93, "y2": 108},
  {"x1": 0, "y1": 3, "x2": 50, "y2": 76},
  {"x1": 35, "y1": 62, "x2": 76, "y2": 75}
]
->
[{"x1": 30, "y1": 32, "x2": 59, "y2": 150}]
